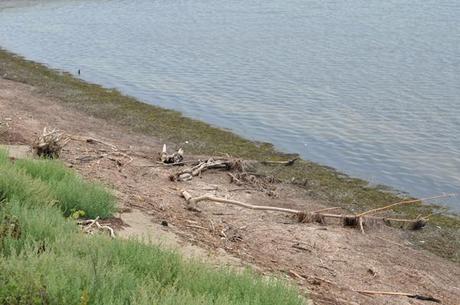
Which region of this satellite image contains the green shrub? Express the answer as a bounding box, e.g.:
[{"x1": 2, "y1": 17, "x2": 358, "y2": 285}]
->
[{"x1": 0, "y1": 165, "x2": 54, "y2": 208}]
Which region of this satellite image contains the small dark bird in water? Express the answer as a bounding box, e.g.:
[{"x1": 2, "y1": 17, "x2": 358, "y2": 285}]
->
[{"x1": 78, "y1": 69, "x2": 80, "y2": 75}]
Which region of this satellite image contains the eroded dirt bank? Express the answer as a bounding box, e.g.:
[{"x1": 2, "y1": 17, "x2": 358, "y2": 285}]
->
[{"x1": 1, "y1": 78, "x2": 459, "y2": 305}]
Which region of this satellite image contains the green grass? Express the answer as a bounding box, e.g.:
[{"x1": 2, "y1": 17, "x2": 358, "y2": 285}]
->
[
  {"x1": 0, "y1": 152, "x2": 305, "y2": 305},
  {"x1": 0, "y1": 48, "x2": 459, "y2": 262},
  {"x1": 14, "y1": 158, "x2": 116, "y2": 218},
  {"x1": 0, "y1": 156, "x2": 116, "y2": 219}
]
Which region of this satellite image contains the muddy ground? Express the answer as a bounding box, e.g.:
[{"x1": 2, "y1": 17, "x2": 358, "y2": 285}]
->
[{"x1": 1, "y1": 78, "x2": 459, "y2": 305}]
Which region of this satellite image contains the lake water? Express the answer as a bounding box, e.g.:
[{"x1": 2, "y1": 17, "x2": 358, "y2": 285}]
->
[{"x1": 0, "y1": 0, "x2": 459, "y2": 210}]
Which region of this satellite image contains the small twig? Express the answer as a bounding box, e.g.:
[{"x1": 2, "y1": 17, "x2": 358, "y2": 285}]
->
[
  {"x1": 292, "y1": 243, "x2": 312, "y2": 252},
  {"x1": 288, "y1": 270, "x2": 306, "y2": 280},
  {"x1": 357, "y1": 194, "x2": 456, "y2": 217},
  {"x1": 354, "y1": 290, "x2": 441, "y2": 303}
]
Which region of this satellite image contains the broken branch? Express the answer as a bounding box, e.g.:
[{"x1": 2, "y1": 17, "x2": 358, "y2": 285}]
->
[
  {"x1": 261, "y1": 158, "x2": 299, "y2": 166},
  {"x1": 357, "y1": 193, "x2": 456, "y2": 217}
]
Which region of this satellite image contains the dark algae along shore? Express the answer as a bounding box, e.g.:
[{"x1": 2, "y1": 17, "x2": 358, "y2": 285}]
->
[{"x1": 0, "y1": 48, "x2": 459, "y2": 262}]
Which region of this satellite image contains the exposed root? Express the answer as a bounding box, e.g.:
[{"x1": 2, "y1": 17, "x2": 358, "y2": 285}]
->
[
  {"x1": 297, "y1": 212, "x2": 326, "y2": 224},
  {"x1": 409, "y1": 218, "x2": 427, "y2": 230},
  {"x1": 342, "y1": 216, "x2": 359, "y2": 227}
]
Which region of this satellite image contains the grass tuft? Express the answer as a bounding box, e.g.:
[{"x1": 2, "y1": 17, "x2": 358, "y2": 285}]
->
[{"x1": 15, "y1": 158, "x2": 116, "y2": 218}]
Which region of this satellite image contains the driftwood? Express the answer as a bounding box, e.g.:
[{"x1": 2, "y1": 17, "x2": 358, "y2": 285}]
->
[
  {"x1": 33, "y1": 127, "x2": 70, "y2": 158},
  {"x1": 78, "y1": 217, "x2": 115, "y2": 238},
  {"x1": 355, "y1": 290, "x2": 441, "y2": 303},
  {"x1": 181, "y1": 190, "x2": 429, "y2": 232},
  {"x1": 171, "y1": 158, "x2": 244, "y2": 181},
  {"x1": 228, "y1": 172, "x2": 278, "y2": 197},
  {"x1": 261, "y1": 157, "x2": 299, "y2": 166},
  {"x1": 357, "y1": 194, "x2": 455, "y2": 217},
  {"x1": 160, "y1": 144, "x2": 184, "y2": 164},
  {"x1": 182, "y1": 190, "x2": 299, "y2": 214}
]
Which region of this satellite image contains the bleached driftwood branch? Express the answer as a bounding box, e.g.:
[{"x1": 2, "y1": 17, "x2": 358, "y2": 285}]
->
[
  {"x1": 78, "y1": 217, "x2": 115, "y2": 238},
  {"x1": 357, "y1": 194, "x2": 455, "y2": 217},
  {"x1": 181, "y1": 190, "x2": 430, "y2": 232}
]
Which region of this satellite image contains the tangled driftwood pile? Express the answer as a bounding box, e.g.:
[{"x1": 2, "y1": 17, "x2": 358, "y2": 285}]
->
[
  {"x1": 162, "y1": 145, "x2": 453, "y2": 233},
  {"x1": 170, "y1": 158, "x2": 245, "y2": 181},
  {"x1": 228, "y1": 172, "x2": 279, "y2": 197},
  {"x1": 33, "y1": 127, "x2": 69, "y2": 158}
]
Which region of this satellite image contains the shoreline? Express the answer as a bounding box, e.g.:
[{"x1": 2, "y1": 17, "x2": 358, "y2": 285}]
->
[{"x1": 1, "y1": 47, "x2": 459, "y2": 262}]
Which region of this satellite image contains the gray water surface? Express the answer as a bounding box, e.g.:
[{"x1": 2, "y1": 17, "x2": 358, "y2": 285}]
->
[{"x1": 0, "y1": 0, "x2": 459, "y2": 209}]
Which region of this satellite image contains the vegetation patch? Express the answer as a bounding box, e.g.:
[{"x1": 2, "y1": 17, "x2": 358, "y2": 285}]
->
[
  {"x1": 0, "y1": 150, "x2": 305, "y2": 305},
  {"x1": 0, "y1": 48, "x2": 458, "y2": 262}
]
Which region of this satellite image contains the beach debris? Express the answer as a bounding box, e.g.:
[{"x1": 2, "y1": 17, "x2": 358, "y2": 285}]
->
[
  {"x1": 181, "y1": 190, "x2": 441, "y2": 232},
  {"x1": 354, "y1": 290, "x2": 441, "y2": 303},
  {"x1": 228, "y1": 172, "x2": 278, "y2": 197},
  {"x1": 160, "y1": 144, "x2": 184, "y2": 164},
  {"x1": 78, "y1": 217, "x2": 115, "y2": 238},
  {"x1": 33, "y1": 127, "x2": 70, "y2": 158},
  {"x1": 261, "y1": 157, "x2": 299, "y2": 166},
  {"x1": 170, "y1": 158, "x2": 244, "y2": 181}
]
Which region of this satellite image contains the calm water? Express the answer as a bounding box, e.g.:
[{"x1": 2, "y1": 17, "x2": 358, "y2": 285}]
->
[{"x1": 0, "y1": 0, "x2": 459, "y2": 209}]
